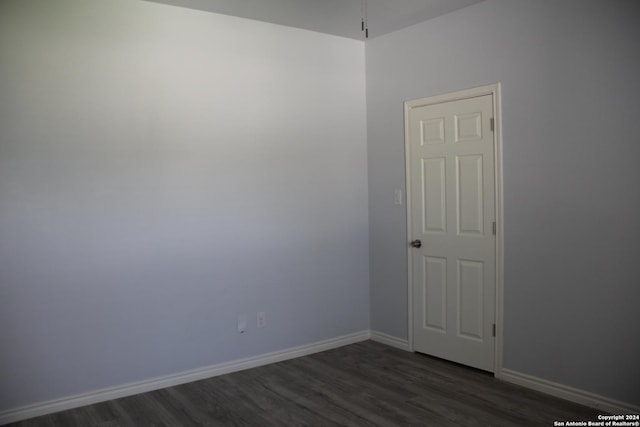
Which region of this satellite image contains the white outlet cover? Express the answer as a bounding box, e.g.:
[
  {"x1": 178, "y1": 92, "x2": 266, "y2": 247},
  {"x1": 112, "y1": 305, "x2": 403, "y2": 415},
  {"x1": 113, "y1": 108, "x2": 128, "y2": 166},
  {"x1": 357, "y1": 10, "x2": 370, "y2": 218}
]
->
[
  {"x1": 257, "y1": 312, "x2": 266, "y2": 328},
  {"x1": 237, "y1": 315, "x2": 247, "y2": 333},
  {"x1": 394, "y1": 189, "x2": 403, "y2": 205}
]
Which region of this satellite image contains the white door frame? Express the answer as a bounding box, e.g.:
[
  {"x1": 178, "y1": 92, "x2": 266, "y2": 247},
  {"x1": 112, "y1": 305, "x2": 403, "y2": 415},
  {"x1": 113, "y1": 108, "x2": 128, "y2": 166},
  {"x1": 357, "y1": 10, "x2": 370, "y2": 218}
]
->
[{"x1": 404, "y1": 83, "x2": 504, "y2": 375}]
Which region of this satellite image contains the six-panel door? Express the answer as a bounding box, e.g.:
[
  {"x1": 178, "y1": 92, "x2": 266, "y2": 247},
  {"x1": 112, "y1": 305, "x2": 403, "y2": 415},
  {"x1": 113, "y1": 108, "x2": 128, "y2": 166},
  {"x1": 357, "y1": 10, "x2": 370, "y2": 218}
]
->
[{"x1": 410, "y1": 94, "x2": 496, "y2": 372}]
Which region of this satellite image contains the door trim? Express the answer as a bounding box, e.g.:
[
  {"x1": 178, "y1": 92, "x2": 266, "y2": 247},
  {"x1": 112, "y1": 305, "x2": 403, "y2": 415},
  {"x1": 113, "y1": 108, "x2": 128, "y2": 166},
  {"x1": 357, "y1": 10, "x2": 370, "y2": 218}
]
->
[{"x1": 404, "y1": 83, "x2": 504, "y2": 375}]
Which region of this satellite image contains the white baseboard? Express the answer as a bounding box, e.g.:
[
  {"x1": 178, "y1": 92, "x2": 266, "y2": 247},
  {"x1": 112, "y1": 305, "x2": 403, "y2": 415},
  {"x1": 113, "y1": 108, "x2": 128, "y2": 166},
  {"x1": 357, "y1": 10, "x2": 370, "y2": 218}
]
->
[
  {"x1": 499, "y1": 368, "x2": 640, "y2": 415},
  {"x1": 370, "y1": 330, "x2": 410, "y2": 351},
  {"x1": 5, "y1": 333, "x2": 637, "y2": 425},
  {"x1": 0, "y1": 330, "x2": 370, "y2": 425}
]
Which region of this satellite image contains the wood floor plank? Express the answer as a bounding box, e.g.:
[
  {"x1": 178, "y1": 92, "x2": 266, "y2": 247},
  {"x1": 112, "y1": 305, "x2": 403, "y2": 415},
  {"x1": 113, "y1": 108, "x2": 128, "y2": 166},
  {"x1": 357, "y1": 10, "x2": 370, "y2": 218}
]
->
[
  {"x1": 275, "y1": 358, "x2": 431, "y2": 426},
  {"x1": 184, "y1": 377, "x2": 275, "y2": 426},
  {"x1": 257, "y1": 363, "x2": 386, "y2": 426},
  {"x1": 221, "y1": 368, "x2": 337, "y2": 424},
  {"x1": 6, "y1": 340, "x2": 605, "y2": 426}
]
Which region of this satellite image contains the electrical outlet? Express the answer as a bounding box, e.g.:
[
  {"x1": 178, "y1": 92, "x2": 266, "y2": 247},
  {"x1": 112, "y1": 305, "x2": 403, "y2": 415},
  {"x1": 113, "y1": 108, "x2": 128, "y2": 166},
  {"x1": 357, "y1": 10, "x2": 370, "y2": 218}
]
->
[
  {"x1": 237, "y1": 315, "x2": 247, "y2": 333},
  {"x1": 257, "y1": 312, "x2": 266, "y2": 328},
  {"x1": 394, "y1": 189, "x2": 403, "y2": 205}
]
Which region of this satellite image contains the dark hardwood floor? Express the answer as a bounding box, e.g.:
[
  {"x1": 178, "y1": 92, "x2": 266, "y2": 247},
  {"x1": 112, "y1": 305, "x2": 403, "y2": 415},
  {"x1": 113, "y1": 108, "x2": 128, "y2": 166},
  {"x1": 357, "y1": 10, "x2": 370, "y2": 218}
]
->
[{"x1": 8, "y1": 341, "x2": 603, "y2": 426}]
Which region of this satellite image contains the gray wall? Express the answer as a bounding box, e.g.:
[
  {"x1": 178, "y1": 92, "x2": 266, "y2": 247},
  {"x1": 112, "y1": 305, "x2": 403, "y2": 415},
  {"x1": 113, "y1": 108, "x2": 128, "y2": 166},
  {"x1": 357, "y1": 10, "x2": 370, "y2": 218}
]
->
[
  {"x1": 0, "y1": 0, "x2": 368, "y2": 410},
  {"x1": 367, "y1": 0, "x2": 640, "y2": 405}
]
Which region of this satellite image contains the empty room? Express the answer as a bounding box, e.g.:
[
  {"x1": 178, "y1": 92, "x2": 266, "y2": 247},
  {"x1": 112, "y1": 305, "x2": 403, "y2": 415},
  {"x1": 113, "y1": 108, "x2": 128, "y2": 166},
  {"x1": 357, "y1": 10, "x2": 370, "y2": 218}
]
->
[{"x1": 1, "y1": 0, "x2": 638, "y2": 425}]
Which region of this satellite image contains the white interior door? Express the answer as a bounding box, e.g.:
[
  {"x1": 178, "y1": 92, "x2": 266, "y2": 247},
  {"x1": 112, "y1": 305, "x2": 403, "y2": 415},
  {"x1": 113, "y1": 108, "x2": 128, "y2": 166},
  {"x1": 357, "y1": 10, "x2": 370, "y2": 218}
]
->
[{"x1": 409, "y1": 94, "x2": 496, "y2": 372}]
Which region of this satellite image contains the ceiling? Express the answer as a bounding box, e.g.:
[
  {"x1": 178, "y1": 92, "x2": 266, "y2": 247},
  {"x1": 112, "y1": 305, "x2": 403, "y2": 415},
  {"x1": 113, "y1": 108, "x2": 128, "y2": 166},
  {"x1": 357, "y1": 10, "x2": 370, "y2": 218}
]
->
[{"x1": 146, "y1": 0, "x2": 485, "y2": 40}]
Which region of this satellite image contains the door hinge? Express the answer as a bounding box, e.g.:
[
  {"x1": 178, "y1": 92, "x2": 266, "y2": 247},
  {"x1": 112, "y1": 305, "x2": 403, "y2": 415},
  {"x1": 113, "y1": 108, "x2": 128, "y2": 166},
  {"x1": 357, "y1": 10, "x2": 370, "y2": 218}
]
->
[
  {"x1": 492, "y1": 221, "x2": 496, "y2": 235},
  {"x1": 490, "y1": 117, "x2": 495, "y2": 131},
  {"x1": 492, "y1": 323, "x2": 496, "y2": 337}
]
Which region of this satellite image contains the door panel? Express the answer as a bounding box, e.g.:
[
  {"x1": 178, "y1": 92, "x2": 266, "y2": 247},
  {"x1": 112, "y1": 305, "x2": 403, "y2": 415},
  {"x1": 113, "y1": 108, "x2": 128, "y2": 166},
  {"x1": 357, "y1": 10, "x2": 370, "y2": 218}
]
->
[
  {"x1": 457, "y1": 154, "x2": 484, "y2": 235},
  {"x1": 423, "y1": 255, "x2": 447, "y2": 332},
  {"x1": 458, "y1": 259, "x2": 484, "y2": 340},
  {"x1": 410, "y1": 94, "x2": 496, "y2": 372},
  {"x1": 422, "y1": 157, "x2": 447, "y2": 233},
  {"x1": 422, "y1": 118, "x2": 445, "y2": 145}
]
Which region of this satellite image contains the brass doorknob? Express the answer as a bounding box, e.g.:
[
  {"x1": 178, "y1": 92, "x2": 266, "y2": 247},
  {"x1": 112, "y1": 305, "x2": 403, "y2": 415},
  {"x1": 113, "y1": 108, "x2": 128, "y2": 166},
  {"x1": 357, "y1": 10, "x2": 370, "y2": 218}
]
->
[{"x1": 410, "y1": 239, "x2": 422, "y2": 248}]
